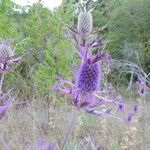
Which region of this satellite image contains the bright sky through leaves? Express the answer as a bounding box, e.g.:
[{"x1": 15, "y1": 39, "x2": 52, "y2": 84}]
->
[{"x1": 12, "y1": 0, "x2": 62, "y2": 10}]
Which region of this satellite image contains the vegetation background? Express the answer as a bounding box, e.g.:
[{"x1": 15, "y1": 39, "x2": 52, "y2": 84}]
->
[{"x1": 0, "y1": 0, "x2": 150, "y2": 149}]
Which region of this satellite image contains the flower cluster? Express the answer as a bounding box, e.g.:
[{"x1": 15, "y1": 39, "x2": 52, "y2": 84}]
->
[{"x1": 55, "y1": 8, "x2": 138, "y2": 122}]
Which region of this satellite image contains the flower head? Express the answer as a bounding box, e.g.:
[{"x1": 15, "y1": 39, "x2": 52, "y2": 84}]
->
[
  {"x1": 54, "y1": 49, "x2": 137, "y2": 122},
  {"x1": 0, "y1": 38, "x2": 21, "y2": 73},
  {"x1": 77, "y1": 59, "x2": 100, "y2": 92},
  {"x1": 54, "y1": 7, "x2": 138, "y2": 123}
]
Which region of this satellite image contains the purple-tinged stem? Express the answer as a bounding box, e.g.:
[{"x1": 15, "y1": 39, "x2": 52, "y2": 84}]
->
[
  {"x1": 142, "y1": 79, "x2": 146, "y2": 150},
  {"x1": 61, "y1": 108, "x2": 78, "y2": 150},
  {"x1": 0, "y1": 73, "x2": 5, "y2": 95}
]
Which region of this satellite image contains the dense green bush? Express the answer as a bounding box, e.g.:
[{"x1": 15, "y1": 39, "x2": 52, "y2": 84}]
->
[
  {"x1": 1, "y1": 1, "x2": 75, "y2": 96},
  {"x1": 0, "y1": 0, "x2": 149, "y2": 100},
  {"x1": 93, "y1": 0, "x2": 150, "y2": 72}
]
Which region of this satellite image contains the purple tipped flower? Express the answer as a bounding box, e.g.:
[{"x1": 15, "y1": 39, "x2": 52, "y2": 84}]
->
[
  {"x1": 55, "y1": 49, "x2": 110, "y2": 107},
  {"x1": 54, "y1": 49, "x2": 135, "y2": 122},
  {"x1": 77, "y1": 61, "x2": 100, "y2": 92}
]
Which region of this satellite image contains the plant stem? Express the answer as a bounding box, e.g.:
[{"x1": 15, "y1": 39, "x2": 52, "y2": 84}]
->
[
  {"x1": 0, "y1": 135, "x2": 10, "y2": 150},
  {"x1": 0, "y1": 73, "x2": 5, "y2": 95},
  {"x1": 142, "y1": 79, "x2": 146, "y2": 150},
  {"x1": 61, "y1": 108, "x2": 78, "y2": 150}
]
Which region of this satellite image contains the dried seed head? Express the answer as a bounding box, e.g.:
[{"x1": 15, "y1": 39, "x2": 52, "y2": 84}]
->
[
  {"x1": 77, "y1": 61, "x2": 100, "y2": 92},
  {"x1": 0, "y1": 39, "x2": 15, "y2": 63},
  {"x1": 77, "y1": 11, "x2": 93, "y2": 35}
]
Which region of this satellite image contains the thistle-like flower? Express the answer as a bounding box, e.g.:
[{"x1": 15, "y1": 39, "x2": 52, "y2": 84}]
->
[
  {"x1": 54, "y1": 6, "x2": 138, "y2": 122},
  {"x1": 0, "y1": 38, "x2": 21, "y2": 73},
  {"x1": 55, "y1": 51, "x2": 137, "y2": 122}
]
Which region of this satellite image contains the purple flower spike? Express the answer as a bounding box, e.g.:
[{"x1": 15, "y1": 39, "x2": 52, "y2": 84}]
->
[
  {"x1": 77, "y1": 61, "x2": 100, "y2": 92},
  {"x1": 55, "y1": 46, "x2": 108, "y2": 108},
  {"x1": 26, "y1": 137, "x2": 56, "y2": 150},
  {"x1": 54, "y1": 53, "x2": 135, "y2": 121}
]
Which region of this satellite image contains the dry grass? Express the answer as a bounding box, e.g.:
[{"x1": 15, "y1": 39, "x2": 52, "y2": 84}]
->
[{"x1": 0, "y1": 93, "x2": 150, "y2": 150}]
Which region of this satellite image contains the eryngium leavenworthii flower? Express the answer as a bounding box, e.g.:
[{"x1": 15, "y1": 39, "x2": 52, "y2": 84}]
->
[
  {"x1": 54, "y1": 49, "x2": 138, "y2": 122},
  {"x1": 77, "y1": 11, "x2": 93, "y2": 35},
  {"x1": 0, "y1": 38, "x2": 21, "y2": 73},
  {"x1": 76, "y1": 61, "x2": 100, "y2": 92},
  {"x1": 54, "y1": 3, "x2": 138, "y2": 122}
]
